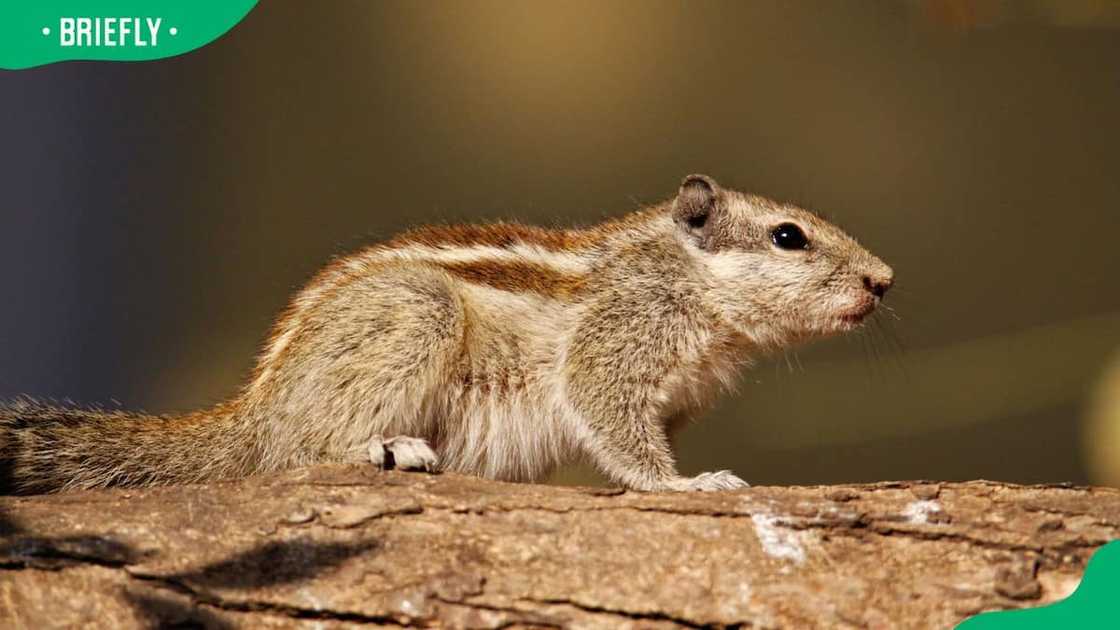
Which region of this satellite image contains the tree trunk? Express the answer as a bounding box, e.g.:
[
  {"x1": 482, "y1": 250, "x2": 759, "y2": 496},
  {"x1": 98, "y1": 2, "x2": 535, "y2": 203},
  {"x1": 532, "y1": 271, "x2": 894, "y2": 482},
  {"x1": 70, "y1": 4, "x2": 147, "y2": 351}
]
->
[{"x1": 1, "y1": 465, "x2": 1117, "y2": 628}]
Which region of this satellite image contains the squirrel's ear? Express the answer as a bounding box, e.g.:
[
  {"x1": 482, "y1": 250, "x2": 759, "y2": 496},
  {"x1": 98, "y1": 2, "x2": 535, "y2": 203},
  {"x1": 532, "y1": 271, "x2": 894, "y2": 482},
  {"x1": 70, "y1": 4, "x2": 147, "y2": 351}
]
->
[{"x1": 673, "y1": 174, "x2": 721, "y2": 245}]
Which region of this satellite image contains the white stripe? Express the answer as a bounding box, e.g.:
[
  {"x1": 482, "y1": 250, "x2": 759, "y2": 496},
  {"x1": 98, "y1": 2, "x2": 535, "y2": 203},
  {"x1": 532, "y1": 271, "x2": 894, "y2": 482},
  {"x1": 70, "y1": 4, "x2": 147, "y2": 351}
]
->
[{"x1": 371, "y1": 244, "x2": 589, "y2": 274}]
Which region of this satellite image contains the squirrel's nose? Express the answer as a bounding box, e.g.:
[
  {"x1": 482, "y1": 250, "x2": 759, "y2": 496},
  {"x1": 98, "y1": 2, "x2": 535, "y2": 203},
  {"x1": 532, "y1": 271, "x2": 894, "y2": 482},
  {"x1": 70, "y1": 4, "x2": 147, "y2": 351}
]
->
[{"x1": 862, "y1": 274, "x2": 893, "y2": 299}]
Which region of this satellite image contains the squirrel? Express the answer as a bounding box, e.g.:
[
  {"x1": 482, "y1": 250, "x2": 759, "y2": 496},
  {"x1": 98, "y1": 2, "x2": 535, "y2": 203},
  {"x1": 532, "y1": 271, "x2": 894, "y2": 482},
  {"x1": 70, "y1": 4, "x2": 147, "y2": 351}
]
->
[{"x1": 0, "y1": 174, "x2": 892, "y2": 495}]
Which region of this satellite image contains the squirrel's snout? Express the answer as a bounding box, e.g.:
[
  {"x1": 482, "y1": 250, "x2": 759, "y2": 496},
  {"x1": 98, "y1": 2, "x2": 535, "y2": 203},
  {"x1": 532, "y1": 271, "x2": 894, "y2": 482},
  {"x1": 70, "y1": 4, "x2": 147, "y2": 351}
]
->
[{"x1": 862, "y1": 271, "x2": 893, "y2": 299}]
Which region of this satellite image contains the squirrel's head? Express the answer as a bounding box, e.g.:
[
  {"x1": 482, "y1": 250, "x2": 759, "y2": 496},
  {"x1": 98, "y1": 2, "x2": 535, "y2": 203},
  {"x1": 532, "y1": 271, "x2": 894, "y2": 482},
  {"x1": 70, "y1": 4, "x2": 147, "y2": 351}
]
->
[{"x1": 673, "y1": 174, "x2": 893, "y2": 348}]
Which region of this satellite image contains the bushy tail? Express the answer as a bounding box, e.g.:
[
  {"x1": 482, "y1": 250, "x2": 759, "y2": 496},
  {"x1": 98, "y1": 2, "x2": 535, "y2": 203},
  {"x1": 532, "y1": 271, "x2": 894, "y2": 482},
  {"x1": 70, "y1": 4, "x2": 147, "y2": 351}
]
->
[{"x1": 0, "y1": 399, "x2": 243, "y2": 495}]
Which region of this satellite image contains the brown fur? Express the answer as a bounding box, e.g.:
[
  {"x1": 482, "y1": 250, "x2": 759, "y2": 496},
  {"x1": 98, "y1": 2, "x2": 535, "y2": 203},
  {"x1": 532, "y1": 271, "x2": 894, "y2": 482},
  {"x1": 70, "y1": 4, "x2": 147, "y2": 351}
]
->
[
  {"x1": 437, "y1": 260, "x2": 587, "y2": 299},
  {"x1": 391, "y1": 222, "x2": 593, "y2": 251}
]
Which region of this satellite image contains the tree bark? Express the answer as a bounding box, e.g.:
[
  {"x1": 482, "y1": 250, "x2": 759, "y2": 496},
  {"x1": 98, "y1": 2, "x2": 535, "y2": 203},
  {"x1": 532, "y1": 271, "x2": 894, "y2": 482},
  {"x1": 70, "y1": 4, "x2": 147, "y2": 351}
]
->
[{"x1": 0, "y1": 465, "x2": 1117, "y2": 628}]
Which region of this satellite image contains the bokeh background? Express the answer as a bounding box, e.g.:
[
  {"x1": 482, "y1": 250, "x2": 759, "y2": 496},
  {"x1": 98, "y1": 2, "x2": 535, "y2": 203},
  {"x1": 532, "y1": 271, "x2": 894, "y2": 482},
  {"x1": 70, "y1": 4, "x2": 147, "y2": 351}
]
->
[{"x1": 2, "y1": 0, "x2": 1119, "y2": 487}]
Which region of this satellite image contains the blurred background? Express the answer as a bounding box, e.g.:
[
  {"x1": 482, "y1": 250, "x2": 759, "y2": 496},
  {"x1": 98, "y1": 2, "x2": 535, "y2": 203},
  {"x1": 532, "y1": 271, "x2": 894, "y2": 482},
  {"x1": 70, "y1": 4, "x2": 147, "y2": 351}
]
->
[{"x1": 2, "y1": 0, "x2": 1119, "y2": 487}]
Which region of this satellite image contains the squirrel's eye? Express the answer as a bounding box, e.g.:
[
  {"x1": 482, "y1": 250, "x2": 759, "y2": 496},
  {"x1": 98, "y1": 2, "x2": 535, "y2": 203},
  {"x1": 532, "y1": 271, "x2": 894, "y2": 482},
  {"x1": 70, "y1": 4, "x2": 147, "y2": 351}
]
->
[{"x1": 771, "y1": 223, "x2": 809, "y2": 250}]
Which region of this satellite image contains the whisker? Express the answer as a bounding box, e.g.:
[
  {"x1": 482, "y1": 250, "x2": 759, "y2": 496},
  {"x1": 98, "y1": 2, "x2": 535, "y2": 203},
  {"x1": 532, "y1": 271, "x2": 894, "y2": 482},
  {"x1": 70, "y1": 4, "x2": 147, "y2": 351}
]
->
[
  {"x1": 857, "y1": 324, "x2": 876, "y2": 380},
  {"x1": 868, "y1": 320, "x2": 886, "y2": 377},
  {"x1": 871, "y1": 311, "x2": 909, "y2": 379}
]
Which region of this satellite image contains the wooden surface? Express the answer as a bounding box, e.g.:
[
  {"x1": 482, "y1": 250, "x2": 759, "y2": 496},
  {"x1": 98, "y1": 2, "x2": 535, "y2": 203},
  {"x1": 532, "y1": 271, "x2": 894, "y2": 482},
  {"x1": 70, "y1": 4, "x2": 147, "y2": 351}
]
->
[{"x1": 1, "y1": 465, "x2": 1118, "y2": 628}]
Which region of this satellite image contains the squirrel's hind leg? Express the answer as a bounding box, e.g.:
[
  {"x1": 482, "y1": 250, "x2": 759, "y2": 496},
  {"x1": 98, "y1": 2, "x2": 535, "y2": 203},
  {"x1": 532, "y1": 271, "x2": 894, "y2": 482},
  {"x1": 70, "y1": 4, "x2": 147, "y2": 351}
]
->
[{"x1": 286, "y1": 263, "x2": 464, "y2": 473}]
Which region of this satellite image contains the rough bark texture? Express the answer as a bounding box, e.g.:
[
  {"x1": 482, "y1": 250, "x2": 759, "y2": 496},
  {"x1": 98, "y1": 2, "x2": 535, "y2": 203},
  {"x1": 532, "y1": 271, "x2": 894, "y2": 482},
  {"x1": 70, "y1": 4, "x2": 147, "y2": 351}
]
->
[{"x1": 1, "y1": 466, "x2": 1117, "y2": 629}]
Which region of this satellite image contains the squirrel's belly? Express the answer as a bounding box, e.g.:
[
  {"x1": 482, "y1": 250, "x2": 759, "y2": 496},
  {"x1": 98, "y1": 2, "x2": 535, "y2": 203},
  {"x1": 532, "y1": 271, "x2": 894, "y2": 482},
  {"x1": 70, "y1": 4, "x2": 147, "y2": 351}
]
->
[{"x1": 432, "y1": 381, "x2": 578, "y2": 483}]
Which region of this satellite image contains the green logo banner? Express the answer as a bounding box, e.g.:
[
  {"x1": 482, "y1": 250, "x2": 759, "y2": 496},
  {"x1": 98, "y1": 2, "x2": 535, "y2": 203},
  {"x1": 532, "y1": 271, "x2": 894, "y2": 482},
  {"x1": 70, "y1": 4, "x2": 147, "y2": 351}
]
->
[
  {"x1": 958, "y1": 540, "x2": 1120, "y2": 628},
  {"x1": 0, "y1": 0, "x2": 258, "y2": 70}
]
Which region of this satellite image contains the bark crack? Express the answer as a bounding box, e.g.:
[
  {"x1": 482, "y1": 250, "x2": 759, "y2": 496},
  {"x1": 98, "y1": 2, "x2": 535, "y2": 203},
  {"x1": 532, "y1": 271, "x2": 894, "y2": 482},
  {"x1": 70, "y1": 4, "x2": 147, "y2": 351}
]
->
[
  {"x1": 429, "y1": 595, "x2": 565, "y2": 628},
  {"x1": 516, "y1": 596, "x2": 746, "y2": 629}
]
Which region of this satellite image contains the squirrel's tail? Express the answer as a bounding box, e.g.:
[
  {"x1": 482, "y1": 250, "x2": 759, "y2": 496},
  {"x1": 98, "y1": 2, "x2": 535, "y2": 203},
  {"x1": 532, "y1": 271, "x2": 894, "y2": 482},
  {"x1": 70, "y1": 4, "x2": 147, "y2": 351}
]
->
[{"x1": 0, "y1": 398, "x2": 245, "y2": 495}]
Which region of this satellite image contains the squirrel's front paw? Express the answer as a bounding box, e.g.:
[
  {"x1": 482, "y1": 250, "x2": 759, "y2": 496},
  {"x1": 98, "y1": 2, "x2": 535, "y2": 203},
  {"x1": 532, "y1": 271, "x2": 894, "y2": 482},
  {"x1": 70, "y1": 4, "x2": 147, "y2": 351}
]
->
[
  {"x1": 671, "y1": 470, "x2": 749, "y2": 492},
  {"x1": 368, "y1": 436, "x2": 438, "y2": 472}
]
